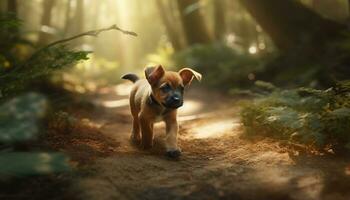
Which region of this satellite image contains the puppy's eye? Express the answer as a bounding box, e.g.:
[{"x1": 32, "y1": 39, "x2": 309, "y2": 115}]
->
[{"x1": 160, "y1": 84, "x2": 171, "y2": 92}]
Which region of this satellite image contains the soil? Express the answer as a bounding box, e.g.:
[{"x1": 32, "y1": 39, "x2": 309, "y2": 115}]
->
[{"x1": 2, "y1": 83, "x2": 350, "y2": 200}]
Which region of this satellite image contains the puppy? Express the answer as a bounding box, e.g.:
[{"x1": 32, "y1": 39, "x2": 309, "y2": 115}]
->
[{"x1": 121, "y1": 65, "x2": 201, "y2": 158}]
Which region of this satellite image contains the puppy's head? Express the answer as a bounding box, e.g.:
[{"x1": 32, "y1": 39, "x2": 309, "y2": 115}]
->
[{"x1": 145, "y1": 65, "x2": 201, "y2": 109}]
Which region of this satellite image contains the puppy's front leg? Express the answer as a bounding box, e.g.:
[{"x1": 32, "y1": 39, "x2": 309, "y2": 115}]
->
[
  {"x1": 164, "y1": 112, "x2": 181, "y2": 158},
  {"x1": 139, "y1": 114, "x2": 154, "y2": 149}
]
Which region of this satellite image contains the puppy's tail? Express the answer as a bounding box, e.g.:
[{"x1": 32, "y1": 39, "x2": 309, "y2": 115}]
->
[{"x1": 121, "y1": 73, "x2": 139, "y2": 83}]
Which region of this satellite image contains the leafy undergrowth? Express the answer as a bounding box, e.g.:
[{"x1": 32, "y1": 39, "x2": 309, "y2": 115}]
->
[
  {"x1": 240, "y1": 81, "x2": 350, "y2": 153},
  {"x1": 0, "y1": 12, "x2": 91, "y2": 179},
  {"x1": 0, "y1": 93, "x2": 72, "y2": 179},
  {"x1": 0, "y1": 97, "x2": 120, "y2": 200}
]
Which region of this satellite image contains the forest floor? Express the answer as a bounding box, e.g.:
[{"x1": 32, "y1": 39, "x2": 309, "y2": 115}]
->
[{"x1": 4, "y1": 83, "x2": 350, "y2": 200}]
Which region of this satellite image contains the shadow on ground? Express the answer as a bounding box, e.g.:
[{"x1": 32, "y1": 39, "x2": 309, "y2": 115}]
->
[
  {"x1": 3, "y1": 83, "x2": 348, "y2": 200},
  {"x1": 63, "y1": 83, "x2": 350, "y2": 200}
]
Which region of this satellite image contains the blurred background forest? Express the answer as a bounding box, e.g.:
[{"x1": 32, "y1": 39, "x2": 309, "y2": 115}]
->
[
  {"x1": 0, "y1": 0, "x2": 350, "y2": 199},
  {"x1": 1, "y1": 0, "x2": 350, "y2": 90}
]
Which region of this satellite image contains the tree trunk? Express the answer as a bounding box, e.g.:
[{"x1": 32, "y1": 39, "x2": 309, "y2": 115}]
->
[
  {"x1": 348, "y1": 0, "x2": 350, "y2": 20},
  {"x1": 6, "y1": 0, "x2": 18, "y2": 37},
  {"x1": 7, "y1": 0, "x2": 17, "y2": 15},
  {"x1": 74, "y1": 0, "x2": 84, "y2": 33},
  {"x1": 239, "y1": 0, "x2": 345, "y2": 52},
  {"x1": 312, "y1": 0, "x2": 347, "y2": 21},
  {"x1": 72, "y1": 0, "x2": 85, "y2": 45},
  {"x1": 213, "y1": 0, "x2": 226, "y2": 41},
  {"x1": 176, "y1": 0, "x2": 212, "y2": 45},
  {"x1": 91, "y1": 0, "x2": 101, "y2": 29},
  {"x1": 63, "y1": 0, "x2": 72, "y2": 37},
  {"x1": 240, "y1": 0, "x2": 350, "y2": 86},
  {"x1": 38, "y1": 0, "x2": 56, "y2": 46},
  {"x1": 155, "y1": 0, "x2": 183, "y2": 51}
]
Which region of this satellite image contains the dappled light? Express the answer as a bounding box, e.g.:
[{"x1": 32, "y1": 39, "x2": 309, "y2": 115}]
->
[
  {"x1": 295, "y1": 175, "x2": 324, "y2": 199},
  {"x1": 190, "y1": 119, "x2": 240, "y2": 139},
  {"x1": 178, "y1": 100, "x2": 203, "y2": 116},
  {"x1": 1, "y1": 0, "x2": 350, "y2": 200},
  {"x1": 101, "y1": 99, "x2": 129, "y2": 108},
  {"x1": 248, "y1": 46, "x2": 257, "y2": 54},
  {"x1": 113, "y1": 83, "x2": 134, "y2": 96},
  {"x1": 346, "y1": 166, "x2": 350, "y2": 176}
]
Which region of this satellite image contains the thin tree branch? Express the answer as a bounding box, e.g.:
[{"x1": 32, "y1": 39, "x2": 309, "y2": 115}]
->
[
  {"x1": 25, "y1": 24, "x2": 137, "y2": 64},
  {"x1": 46, "y1": 24, "x2": 137, "y2": 48}
]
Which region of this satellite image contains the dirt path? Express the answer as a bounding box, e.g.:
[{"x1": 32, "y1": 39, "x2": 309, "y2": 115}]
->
[{"x1": 69, "y1": 83, "x2": 350, "y2": 200}]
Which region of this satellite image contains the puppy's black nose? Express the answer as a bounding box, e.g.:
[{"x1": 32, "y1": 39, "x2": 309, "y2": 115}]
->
[
  {"x1": 171, "y1": 96, "x2": 180, "y2": 103},
  {"x1": 165, "y1": 95, "x2": 183, "y2": 108}
]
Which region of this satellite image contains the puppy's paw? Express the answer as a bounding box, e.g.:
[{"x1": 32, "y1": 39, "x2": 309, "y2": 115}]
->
[
  {"x1": 166, "y1": 149, "x2": 182, "y2": 159},
  {"x1": 130, "y1": 135, "x2": 141, "y2": 146},
  {"x1": 142, "y1": 142, "x2": 153, "y2": 150}
]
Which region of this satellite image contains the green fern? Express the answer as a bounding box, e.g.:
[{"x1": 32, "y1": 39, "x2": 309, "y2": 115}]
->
[{"x1": 241, "y1": 81, "x2": 350, "y2": 151}]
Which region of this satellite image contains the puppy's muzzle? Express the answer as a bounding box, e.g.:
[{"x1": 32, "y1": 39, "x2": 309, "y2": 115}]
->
[{"x1": 164, "y1": 95, "x2": 183, "y2": 109}]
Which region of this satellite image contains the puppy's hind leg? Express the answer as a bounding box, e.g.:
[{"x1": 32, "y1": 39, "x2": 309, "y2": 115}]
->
[
  {"x1": 139, "y1": 114, "x2": 154, "y2": 149},
  {"x1": 129, "y1": 88, "x2": 141, "y2": 145},
  {"x1": 130, "y1": 115, "x2": 141, "y2": 145}
]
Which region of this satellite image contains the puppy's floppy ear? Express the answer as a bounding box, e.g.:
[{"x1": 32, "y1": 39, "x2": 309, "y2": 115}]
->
[
  {"x1": 145, "y1": 65, "x2": 165, "y2": 85},
  {"x1": 178, "y1": 68, "x2": 202, "y2": 86}
]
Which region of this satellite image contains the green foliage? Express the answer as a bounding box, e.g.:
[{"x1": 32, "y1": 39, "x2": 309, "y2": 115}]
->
[
  {"x1": 0, "y1": 13, "x2": 77, "y2": 178},
  {"x1": 0, "y1": 13, "x2": 90, "y2": 97},
  {"x1": 0, "y1": 45, "x2": 89, "y2": 97},
  {"x1": 0, "y1": 13, "x2": 25, "y2": 72},
  {"x1": 0, "y1": 93, "x2": 47, "y2": 143},
  {"x1": 0, "y1": 93, "x2": 70, "y2": 177},
  {"x1": 0, "y1": 13, "x2": 22, "y2": 49},
  {"x1": 241, "y1": 81, "x2": 350, "y2": 151},
  {"x1": 0, "y1": 13, "x2": 21, "y2": 29},
  {"x1": 254, "y1": 80, "x2": 277, "y2": 92},
  {"x1": 174, "y1": 43, "x2": 270, "y2": 90}
]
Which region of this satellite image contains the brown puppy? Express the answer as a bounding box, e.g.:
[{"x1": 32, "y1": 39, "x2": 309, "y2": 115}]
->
[{"x1": 121, "y1": 65, "x2": 201, "y2": 158}]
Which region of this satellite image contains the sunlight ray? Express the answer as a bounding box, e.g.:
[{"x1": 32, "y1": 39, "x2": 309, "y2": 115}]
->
[
  {"x1": 178, "y1": 100, "x2": 203, "y2": 116},
  {"x1": 191, "y1": 119, "x2": 240, "y2": 139},
  {"x1": 102, "y1": 99, "x2": 129, "y2": 108},
  {"x1": 114, "y1": 83, "x2": 133, "y2": 96}
]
